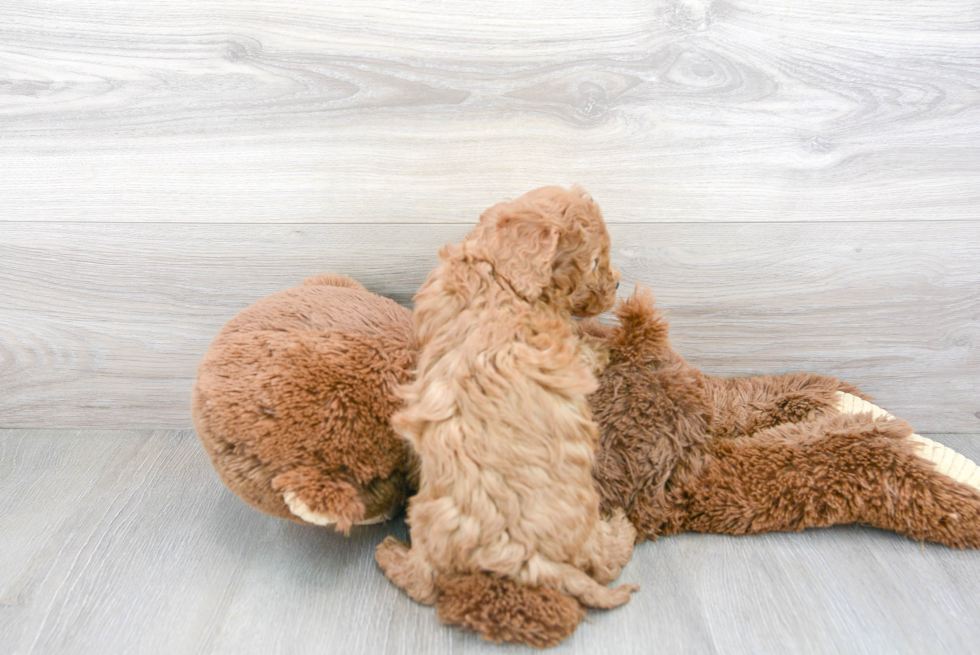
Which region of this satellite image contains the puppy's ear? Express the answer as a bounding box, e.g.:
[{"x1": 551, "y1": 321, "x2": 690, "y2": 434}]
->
[{"x1": 486, "y1": 214, "x2": 559, "y2": 302}]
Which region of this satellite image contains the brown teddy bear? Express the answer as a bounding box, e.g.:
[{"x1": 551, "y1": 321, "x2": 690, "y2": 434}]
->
[
  {"x1": 192, "y1": 274, "x2": 980, "y2": 648},
  {"x1": 192, "y1": 273, "x2": 418, "y2": 534}
]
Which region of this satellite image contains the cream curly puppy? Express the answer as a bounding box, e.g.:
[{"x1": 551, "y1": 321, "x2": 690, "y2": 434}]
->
[{"x1": 375, "y1": 185, "x2": 638, "y2": 609}]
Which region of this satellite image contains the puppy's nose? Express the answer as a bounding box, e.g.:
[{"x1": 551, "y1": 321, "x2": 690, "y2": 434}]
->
[{"x1": 615, "y1": 282, "x2": 620, "y2": 290}]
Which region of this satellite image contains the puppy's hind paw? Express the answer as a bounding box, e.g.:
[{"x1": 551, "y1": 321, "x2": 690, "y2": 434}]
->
[
  {"x1": 375, "y1": 537, "x2": 438, "y2": 605},
  {"x1": 375, "y1": 536, "x2": 411, "y2": 568},
  {"x1": 610, "y1": 582, "x2": 641, "y2": 608},
  {"x1": 588, "y1": 582, "x2": 640, "y2": 610}
]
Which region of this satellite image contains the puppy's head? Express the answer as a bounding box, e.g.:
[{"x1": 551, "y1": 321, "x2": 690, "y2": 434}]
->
[{"x1": 473, "y1": 185, "x2": 620, "y2": 317}]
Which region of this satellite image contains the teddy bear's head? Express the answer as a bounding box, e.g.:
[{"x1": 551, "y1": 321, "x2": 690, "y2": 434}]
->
[{"x1": 192, "y1": 274, "x2": 419, "y2": 533}]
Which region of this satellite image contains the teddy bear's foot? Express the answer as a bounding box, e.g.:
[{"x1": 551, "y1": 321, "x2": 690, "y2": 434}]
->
[
  {"x1": 435, "y1": 572, "x2": 585, "y2": 649},
  {"x1": 906, "y1": 433, "x2": 980, "y2": 492},
  {"x1": 837, "y1": 392, "x2": 980, "y2": 493},
  {"x1": 833, "y1": 392, "x2": 980, "y2": 548}
]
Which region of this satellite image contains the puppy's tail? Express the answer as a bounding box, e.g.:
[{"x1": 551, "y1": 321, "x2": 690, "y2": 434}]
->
[
  {"x1": 611, "y1": 285, "x2": 671, "y2": 361},
  {"x1": 435, "y1": 572, "x2": 585, "y2": 649}
]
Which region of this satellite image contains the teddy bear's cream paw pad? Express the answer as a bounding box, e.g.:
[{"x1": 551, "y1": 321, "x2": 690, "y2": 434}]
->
[
  {"x1": 282, "y1": 491, "x2": 338, "y2": 526},
  {"x1": 282, "y1": 491, "x2": 392, "y2": 526},
  {"x1": 836, "y1": 392, "x2": 980, "y2": 492}
]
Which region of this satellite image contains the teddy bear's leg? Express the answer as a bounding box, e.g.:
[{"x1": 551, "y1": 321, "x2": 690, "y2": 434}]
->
[
  {"x1": 832, "y1": 392, "x2": 980, "y2": 547},
  {"x1": 434, "y1": 572, "x2": 585, "y2": 648},
  {"x1": 674, "y1": 411, "x2": 980, "y2": 548},
  {"x1": 836, "y1": 392, "x2": 980, "y2": 491},
  {"x1": 709, "y1": 373, "x2": 856, "y2": 437},
  {"x1": 375, "y1": 536, "x2": 439, "y2": 605}
]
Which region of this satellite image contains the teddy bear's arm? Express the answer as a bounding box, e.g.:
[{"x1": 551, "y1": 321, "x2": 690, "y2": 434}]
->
[{"x1": 706, "y1": 372, "x2": 853, "y2": 439}]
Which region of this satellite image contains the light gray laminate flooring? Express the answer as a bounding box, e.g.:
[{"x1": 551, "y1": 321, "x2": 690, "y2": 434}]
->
[{"x1": 3, "y1": 429, "x2": 980, "y2": 655}]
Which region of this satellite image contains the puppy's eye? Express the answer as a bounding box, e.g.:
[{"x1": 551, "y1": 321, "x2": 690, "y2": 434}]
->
[{"x1": 592, "y1": 258, "x2": 599, "y2": 272}]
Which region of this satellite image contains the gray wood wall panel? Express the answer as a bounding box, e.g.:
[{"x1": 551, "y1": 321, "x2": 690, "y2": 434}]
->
[
  {"x1": 1, "y1": 0, "x2": 978, "y2": 432},
  {"x1": 3, "y1": 429, "x2": 980, "y2": 655},
  {"x1": 2, "y1": 0, "x2": 979, "y2": 224},
  {"x1": 1, "y1": 221, "x2": 977, "y2": 431}
]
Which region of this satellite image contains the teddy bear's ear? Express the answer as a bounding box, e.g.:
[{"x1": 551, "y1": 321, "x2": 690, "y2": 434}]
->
[{"x1": 482, "y1": 212, "x2": 559, "y2": 302}]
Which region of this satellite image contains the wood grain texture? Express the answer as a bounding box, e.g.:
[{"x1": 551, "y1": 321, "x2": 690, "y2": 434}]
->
[
  {"x1": 3, "y1": 429, "x2": 980, "y2": 655},
  {"x1": 1, "y1": 0, "x2": 978, "y2": 432},
  {"x1": 1, "y1": 0, "x2": 979, "y2": 223},
  {"x1": 1, "y1": 221, "x2": 978, "y2": 431},
  {"x1": 3, "y1": 2, "x2": 978, "y2": 651}
]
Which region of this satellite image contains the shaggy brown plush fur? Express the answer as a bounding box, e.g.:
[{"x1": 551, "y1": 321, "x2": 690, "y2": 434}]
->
[
  {"x1": 192, "y1": 274, "x2": 417, "y2": 533},
  {"x1": 193, "y1": 277, "x2": 980, "y2": 648},
  {"x1": 665, "y1": 413, "x2": 980, "y2": 545},
  {"x1": 587, "y1": 287, "x2": 980, "y2": 546},
  {"x1": 375, "y1": 185, "x2": 638, "y2": 609},
  {"x1": 437, "y1": 288, "x2": 980, "y2": 646}
]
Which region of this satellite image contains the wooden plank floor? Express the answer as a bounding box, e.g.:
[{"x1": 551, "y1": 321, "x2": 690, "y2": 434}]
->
[{"x1": 3, "y1": 428, "x2": 980, "y2": 655}]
